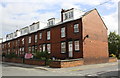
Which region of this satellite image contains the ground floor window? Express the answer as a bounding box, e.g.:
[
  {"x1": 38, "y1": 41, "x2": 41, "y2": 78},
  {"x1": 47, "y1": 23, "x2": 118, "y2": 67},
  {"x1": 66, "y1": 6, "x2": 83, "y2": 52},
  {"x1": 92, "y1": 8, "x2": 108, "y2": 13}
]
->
[
  {"x1": 28, "y1": 47, "x2": 31, "y2": 53},
  {"x1": 61, "y1": 42, "x2": 66, "y2": 53},
  {"x1": 35, "y1": 46, "x2": 37, "y2": 52},
  {"x1": 47, "y1": 44, "x2": 51, "y2": 53},
  {"x1": 32, "y1": 46, "x2": 34, "y2": 53},
  {"x1": 74, "y1": 40, "x2": 80, "y2": 51},
  {"x1": 39, "y1": 45, "x2": 42, "y2": 52},
  {"x1": 43, "y1": 44, "x2": 46, "y2": 52}
]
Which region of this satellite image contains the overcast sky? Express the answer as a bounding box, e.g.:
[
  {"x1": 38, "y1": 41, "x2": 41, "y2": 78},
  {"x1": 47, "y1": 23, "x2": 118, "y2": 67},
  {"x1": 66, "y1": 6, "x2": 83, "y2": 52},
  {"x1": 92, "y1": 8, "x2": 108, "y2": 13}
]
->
[{"x1": 0, "y1": 0, "x2": 119, "y2": 39}]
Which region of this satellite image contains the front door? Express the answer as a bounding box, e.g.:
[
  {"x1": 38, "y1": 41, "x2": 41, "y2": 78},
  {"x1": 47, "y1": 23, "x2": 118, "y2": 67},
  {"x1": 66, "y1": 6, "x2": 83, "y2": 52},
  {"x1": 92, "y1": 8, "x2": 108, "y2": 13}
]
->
[{"x1": 68, "y1": 41, "x2": 73, "y2": 58}]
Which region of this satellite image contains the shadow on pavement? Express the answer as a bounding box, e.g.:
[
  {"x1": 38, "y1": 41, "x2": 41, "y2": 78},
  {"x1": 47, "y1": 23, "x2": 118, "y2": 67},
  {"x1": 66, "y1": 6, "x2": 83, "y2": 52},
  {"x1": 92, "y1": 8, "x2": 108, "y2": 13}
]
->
[{"x1": 97, "y1": 70, "x2": 120, "y2": 77}]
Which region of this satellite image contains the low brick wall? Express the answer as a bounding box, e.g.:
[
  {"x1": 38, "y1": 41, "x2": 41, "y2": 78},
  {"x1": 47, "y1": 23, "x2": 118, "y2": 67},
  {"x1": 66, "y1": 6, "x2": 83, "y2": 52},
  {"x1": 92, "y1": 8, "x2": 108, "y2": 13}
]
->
[
  {"x1": 3, "y1": 58, "x2": 23, "y2": 63},
  {"x1": 24, "y1": 59, "x2": 45, "y2": 66},
  {"x1": 49, "y1": 58, "x2": 84, "y2": 68},
  {"x1": 109, "y1": 57, "x2": 117, "y2": 63}
]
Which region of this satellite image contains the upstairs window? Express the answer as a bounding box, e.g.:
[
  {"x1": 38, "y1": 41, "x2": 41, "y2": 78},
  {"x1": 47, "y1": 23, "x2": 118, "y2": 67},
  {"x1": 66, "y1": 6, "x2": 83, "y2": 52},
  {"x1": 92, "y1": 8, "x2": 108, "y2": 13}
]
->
[
  {"x1": 61, "y1": 42, "x2": 66, "y2": 53},
  {"x1": 47, "y1": 44, "x2": 51, "y2": 53},
  {"x1": 61, "y1": 27, "x2": 65, "y2": 38},
  {"x1": 75, "y1": 40, "x2": 80, "y2": 51},
  {"x1": 8, "y1": 42, "x2": 10, "y2": 47},
  {"x1": 63, "y1": 11, "x2": 73, "y2": 20},
  {"x1": 39, "y1": 33, "x2": 42, "y2": 39},
  {"x1": 35, "y1": 34, "x2": 38, "y2": 43},
  {"x1": 48, "y1": 21, "x2": 54, "y2": 26},
  {"x1": 47, "y1": 31, "x2": 50, "y2": 40},
  {"x1": 74, "y1": 24, "x2": 79, "y2": 33},
  {"x1": 22, "y1": 38, "x2": 24, "y2": 44},
  {"x1": 29, "y1": 36, "x2": 31, "y2": 43}
]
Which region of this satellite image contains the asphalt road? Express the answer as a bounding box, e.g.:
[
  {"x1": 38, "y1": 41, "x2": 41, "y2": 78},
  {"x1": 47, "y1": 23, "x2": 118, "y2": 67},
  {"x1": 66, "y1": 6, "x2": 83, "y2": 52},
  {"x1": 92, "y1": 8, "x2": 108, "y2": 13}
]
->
[{"x1": 1, "y1": 61, "x2": 120, "y2": 77}]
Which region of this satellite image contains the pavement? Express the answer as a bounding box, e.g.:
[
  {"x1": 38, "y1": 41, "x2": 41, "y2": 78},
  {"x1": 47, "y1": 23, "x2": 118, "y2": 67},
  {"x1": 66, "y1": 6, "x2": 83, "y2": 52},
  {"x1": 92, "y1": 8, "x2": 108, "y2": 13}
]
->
[
  {"x1": 2, "y1": 60, "x2": 119, "y2": 72},
  {"x1": 1, "y1": 61, "x2": 119, "y2": 76}
]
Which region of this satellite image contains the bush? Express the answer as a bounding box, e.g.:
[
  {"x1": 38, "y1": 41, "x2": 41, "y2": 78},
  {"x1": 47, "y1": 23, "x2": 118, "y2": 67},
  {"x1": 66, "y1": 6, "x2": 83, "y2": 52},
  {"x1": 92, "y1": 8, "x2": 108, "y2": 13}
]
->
[
  {"x1": 33, "y1": 51, "x2": 50, "y2": 65},
  {"x1": 109, "y1": 54, "x2": 116, "y2": 58},
  {"x1": 5, "y1": 52, "x2": 17, "y2": 59}
]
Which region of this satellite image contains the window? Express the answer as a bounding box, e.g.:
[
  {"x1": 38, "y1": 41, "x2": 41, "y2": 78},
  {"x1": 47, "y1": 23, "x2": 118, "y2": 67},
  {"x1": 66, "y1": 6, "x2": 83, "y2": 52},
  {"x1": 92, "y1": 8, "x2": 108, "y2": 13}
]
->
[
  {"x1": 35, "y1": 35, "x2": 37, "y2": 43},
  {"x1": 39, "y1": 45, "x2": 42, "y2": 52},
  {"x1": 43, "y1": 44, "x2": 46, "y2": 52},
  {"x1": 22, "y1": 47, "x2": 24, "y2": 52},
  {"x1": 8, "y1": 42, "x2": 10, "y2": 47},
  {"x1": 74, "y1": 24, "x2": 79, "y2": 33},
  {"x1": 22, "y1": 38, "x2": 24, "y2": 44},
  {"x1": 29, "y1": 36, "x2": 31, "y2": 43},
  {"x1": 47, "y1": 31, "x2": 50, "y2": 40},
  {"x1": 28, "y1": 47, "x2": 31, "y2": 52},
  {"x1": 47, "y1": 44, "x2": 51, "y2": 53},
  {"x1": 61, "y1": 42, "x2": 66, "y2": 53},
  {"x1": 75, "y1": 41, "x2": 80, "y2": 51},
  {"x1": 32, "y1": 46, "x2": 34, "y2": 52},
  {"x1": 35, "y1": 46, "x2": 37, "y2": 52},
  {"x1": 61, "y1": 27, "x2": 65, "y2": 38},
  {"x1": 39, "y1": 33, "x2": 42, "y2": 39},
  {"x1": 63, "y1": 11, "x2": 73, "y2": 20},
  {"x1": 48, "y1": 21, "x2": 54, "y2": 26}
]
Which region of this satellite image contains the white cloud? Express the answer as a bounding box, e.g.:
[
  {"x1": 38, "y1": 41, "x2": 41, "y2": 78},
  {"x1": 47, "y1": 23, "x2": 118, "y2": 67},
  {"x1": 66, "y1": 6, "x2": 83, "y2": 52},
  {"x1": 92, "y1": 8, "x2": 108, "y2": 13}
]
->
[
  {"x1": 103, "y1": 11, "x2": 118, "y2": 33},
  {"x1": 0, "y1": 0, "x2": 119, "y2": 39}
]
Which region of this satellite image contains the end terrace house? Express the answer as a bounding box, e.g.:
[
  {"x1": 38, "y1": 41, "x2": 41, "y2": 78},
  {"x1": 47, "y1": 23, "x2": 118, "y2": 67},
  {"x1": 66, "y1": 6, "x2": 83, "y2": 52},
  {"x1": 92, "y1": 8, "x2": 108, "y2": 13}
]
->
[{"x1": 2, "y1": 8, "x2": 109, "y2": 64}]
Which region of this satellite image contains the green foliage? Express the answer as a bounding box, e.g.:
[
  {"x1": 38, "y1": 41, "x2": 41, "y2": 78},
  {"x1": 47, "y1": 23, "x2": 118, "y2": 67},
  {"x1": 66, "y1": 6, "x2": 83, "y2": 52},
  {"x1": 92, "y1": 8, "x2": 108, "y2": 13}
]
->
[
  {"x1": 5, "y1": 52, "x2": 17, "y2": 59},
  {"x1": 108, "y1": 32, "x2": 120, "y2": 59},
  {"x1": 109, "y1": 54, "x2": 116, "y2": 58},
  {"x1": 34, "y1": 51, "x2": 50, "y2": 60},
  {"x1": 33, "y1": 51, "x2": 50, "y2": 65}
]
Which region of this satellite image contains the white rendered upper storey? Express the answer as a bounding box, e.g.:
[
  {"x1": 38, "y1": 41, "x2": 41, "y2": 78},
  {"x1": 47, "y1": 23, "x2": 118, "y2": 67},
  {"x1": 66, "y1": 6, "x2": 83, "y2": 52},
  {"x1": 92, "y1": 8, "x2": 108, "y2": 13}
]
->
[{"x1": 61, "y1": 8, "x2": 85, "y2": 22}]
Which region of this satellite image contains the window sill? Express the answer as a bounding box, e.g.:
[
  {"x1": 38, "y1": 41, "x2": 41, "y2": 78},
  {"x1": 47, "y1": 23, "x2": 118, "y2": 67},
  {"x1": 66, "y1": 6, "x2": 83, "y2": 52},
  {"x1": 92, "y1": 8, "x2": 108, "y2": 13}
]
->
[
  {"x1": 74, "y1": 32, "x2": 79, "y2": 34},
  {"x1": 75, "y1": 50, "x2": 80, "y2": 52},
  {"x1": 61, "y1": 52, "x2": 66, "y2": 54}
]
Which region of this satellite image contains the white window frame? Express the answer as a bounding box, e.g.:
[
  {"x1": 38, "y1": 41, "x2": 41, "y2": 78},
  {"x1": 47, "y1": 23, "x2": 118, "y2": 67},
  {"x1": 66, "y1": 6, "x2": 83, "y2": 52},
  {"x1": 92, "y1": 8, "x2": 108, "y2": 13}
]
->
[
  {"x1": 61, "y1": 42, "x2": 66, "y2": 53},
  {"x1": 35, "y1": 34, "x2": 38, "y2": 43},
  {"x1": 74, "y1": 24, "x2": 79, "y2": 33},
  {"x1": 39, "y1": 33, "x2": 42, "y2": 39},
  {"x1": 28, "y1": 47, "x2": 31, "y2": 52},
  {"x1": 47, "y1": 44, "x2": 51, "y2": 53},
  {"x1": 47, "y1": 31, "x2": 50, "y2": 40},
  {"x1": 39, "y1": 45, "x2": 42, "y2": 52},
  {"x1": 43, "y1": 44, "x2": 46, "y2": 52},
  {"x1": 22, "y1": 38, "x2": 24, "y2": 44},
  {"x1": 29, "y1": 36, "x2": 31, "y2": 43},
  {"x1": 32, "y1": 46, "x2": 34, "y2": 52},
  {"x1": 75, "y1": 40, "x2": 80, "y2": 51},
  {"x1": 61, "y1": 27, "x2": 65, "y2": 38}
]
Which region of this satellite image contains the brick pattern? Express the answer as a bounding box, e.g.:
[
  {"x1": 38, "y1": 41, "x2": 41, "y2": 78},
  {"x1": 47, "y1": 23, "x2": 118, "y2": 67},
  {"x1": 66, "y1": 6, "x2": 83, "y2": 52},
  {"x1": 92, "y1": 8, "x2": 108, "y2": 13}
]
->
[
  {"x1": 24, "y1": 59, "x2": 45, "y2": 66},
  {"x1": 82, "y1": 9, "x2": 109, "y2": 64},
  {"x1": 109, "y1": 57, "x2": 117, "y2": 63},
  {"x1": 50, "y1": 59, "x2": 84, "y2": 68},
  {"x1": 4, "y1": 58, "x2": 23, "y2": 63}
]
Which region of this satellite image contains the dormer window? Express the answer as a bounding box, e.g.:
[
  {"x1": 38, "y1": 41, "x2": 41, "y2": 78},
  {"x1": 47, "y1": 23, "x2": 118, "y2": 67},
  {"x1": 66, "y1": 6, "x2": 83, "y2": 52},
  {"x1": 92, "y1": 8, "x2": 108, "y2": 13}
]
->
[
  {"x1": 48, "y1": 18, "x2": 55, "y2": 26},
  {"x1": 48, "y1": 20, "x2": 54, "y2": 26},
  {"x1": 63, "y1": 11, "x2": 73, "y2": 21}
]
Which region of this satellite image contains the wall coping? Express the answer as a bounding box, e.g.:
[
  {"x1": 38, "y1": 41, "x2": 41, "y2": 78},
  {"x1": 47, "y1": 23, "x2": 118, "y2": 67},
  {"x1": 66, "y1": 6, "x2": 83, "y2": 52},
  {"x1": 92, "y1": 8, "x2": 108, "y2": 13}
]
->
[{"x1": 52, "y1": 58, "x2": 83, "y2": 62}]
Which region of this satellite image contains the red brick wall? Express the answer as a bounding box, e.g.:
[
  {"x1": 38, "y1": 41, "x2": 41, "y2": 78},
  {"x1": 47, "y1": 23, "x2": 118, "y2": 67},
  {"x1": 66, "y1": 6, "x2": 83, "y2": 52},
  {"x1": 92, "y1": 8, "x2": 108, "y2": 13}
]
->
[
  {"x1": 50, "y1": 59, "x2": 84, "y2": 68},
  {"x1": 82, "y1": 9, "x2": 109, "y2": 64}
]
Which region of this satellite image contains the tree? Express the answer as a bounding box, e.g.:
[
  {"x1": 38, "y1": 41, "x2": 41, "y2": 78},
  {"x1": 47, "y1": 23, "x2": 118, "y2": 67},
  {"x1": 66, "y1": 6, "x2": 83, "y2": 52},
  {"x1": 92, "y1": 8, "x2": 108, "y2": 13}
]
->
[{"x1": 108, "y1": 32, "x2": 120, "y2": 58}]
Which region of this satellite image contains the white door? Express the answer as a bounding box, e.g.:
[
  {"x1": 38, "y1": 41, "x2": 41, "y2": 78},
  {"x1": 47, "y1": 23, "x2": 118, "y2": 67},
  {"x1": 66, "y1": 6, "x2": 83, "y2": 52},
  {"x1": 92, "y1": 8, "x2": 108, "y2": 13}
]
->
[{"x1": 68, "y1": 41, "x2": 73, "y2": 58}]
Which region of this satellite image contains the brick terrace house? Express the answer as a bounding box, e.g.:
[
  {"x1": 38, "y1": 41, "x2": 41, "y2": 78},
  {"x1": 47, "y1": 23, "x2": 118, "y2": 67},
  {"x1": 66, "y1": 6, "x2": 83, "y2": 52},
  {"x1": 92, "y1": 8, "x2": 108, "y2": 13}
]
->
[{"x1": 2, "y1": 8, "x2": 109, "y2": 64}]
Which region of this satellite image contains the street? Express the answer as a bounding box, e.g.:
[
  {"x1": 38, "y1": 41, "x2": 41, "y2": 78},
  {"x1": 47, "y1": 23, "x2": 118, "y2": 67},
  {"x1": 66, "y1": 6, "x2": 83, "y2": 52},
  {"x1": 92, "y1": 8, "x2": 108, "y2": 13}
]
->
[{"x1": 1, "y1": 61, "x2": 120, "y2": 77}]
